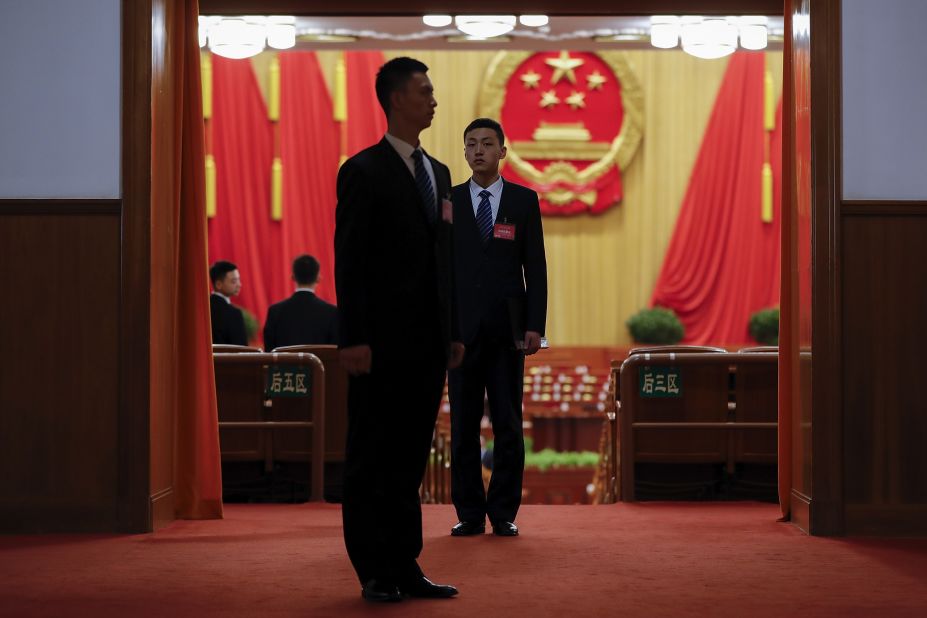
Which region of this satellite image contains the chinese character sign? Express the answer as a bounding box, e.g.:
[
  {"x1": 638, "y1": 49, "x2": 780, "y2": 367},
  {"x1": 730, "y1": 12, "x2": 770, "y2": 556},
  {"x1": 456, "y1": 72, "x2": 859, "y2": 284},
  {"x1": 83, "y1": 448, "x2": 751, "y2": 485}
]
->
[
  {"x1": 265, "y1": 365, "x2": 311, "y2": 398},
  {"x1": 639, "y1": 366, "x2": 682, "y2": 398}
]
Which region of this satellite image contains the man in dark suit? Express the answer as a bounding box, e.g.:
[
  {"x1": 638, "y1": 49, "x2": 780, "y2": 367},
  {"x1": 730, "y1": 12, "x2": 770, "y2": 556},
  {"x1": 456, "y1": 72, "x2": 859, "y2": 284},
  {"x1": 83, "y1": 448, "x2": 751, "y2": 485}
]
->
[
  {"x1": 209, "y1": 260, "x2": 248, "y2": 346},
  {"x1": 448, "y1": 118, "x2": 547, "y2": 539},
  {"x1": 334, "y1": 57, "x2": 464, "y2": 603},
  {"x1": 263, "y1": 254, "x2": 338, "y2": 351}
]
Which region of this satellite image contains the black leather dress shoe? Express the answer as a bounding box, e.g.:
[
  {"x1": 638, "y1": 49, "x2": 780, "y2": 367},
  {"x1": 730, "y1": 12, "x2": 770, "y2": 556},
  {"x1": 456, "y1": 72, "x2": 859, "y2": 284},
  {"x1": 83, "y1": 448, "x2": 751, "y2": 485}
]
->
[
  {"x1": 451, "y1": 520, "x2": 485, "y2": 536},
  {"x1": 399, "y1": 576, "x2": 459, "y2": 599},
  {"x1": 361, "y1": 579, "x2": 402, "y2": 603},
  {"x1": 492, "y1": 521, "x2": 519, "y2": 536}
]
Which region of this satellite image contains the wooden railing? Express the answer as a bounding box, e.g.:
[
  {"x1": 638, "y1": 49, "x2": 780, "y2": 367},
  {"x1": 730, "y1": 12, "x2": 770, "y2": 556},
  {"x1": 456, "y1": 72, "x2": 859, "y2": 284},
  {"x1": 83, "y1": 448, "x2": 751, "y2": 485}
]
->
[
  {"x1": 213, "y1": 352, "x2": 326, "y2": 501},
  {"x1": 615, "y1": 351, "x2": 778, "y2": 502},
  {"x1": 420, "y1": 429, "x2": 452, "y2": 504}
]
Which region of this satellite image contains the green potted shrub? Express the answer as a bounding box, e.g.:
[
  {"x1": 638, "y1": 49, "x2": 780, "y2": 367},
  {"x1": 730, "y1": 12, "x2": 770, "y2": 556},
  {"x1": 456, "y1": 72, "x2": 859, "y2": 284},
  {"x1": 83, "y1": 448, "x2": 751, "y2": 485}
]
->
[
  {"x1": 626, "y1": 306, "x2": 684, "y2": 344},
  {"x1": 241, "y1": 307, "x2": 260, "y2": 344},
  {"x1": 748, "y1": 307, "x2": 779, "y2": 345}
]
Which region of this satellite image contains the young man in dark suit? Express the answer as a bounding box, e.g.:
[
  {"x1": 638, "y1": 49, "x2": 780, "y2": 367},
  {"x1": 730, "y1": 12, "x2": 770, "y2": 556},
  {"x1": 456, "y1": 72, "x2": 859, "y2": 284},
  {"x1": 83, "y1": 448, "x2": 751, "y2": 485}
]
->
[
  {"x1": 448, "y1": 118, "x2": 548, "y2": 539},
  {"x1": 209, "y1": 260, "x2": 248, "y2": 346},
  {"x1": 263, "y1": 254, "x2": 338, "y2": 351},
  {"x1": 334, "y1": 57, "x2": 464, "y2": 603}
]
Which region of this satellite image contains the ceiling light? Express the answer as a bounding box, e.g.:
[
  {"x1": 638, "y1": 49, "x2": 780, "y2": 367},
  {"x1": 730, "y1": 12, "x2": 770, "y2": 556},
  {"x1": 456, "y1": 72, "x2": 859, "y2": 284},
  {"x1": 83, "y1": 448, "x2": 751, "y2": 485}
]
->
[
  {"x1": 738, "y1": 16, "x2": 768, "y2": 50},
  {"x1": 519, "y1": 15, "x2": 549, "y2": 28},
  {"x1": 681, "y1": 18, "x2": 737, "y2": 60},
  {"x1": 267, "y1": 16, "x2": 296, "y2": 50},
  {"x1": 423, "y1": 15, "x2": 453, "y2": 28},
  {"x1": 208, "y1": 18, "x2": 266, "y2": 59},
  {"x1": 454, "y1": 15, "x2": 516, "y2": 39},
  {"x1": 650, "y1": 16, "x2": 679, "y2": 49}
]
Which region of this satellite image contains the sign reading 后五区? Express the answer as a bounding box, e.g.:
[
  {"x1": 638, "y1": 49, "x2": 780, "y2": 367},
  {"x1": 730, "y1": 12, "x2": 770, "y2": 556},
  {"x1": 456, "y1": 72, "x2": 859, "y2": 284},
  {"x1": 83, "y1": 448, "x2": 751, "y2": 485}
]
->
[{"x1": 265, "y1": 365, "x2": 311, "y2": 398}]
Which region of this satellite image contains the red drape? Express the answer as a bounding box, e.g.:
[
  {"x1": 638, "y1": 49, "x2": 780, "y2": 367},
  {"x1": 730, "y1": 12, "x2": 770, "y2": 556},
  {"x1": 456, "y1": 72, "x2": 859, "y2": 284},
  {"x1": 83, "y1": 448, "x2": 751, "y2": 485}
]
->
[
  {"x1": 174, "y1": 0, "x2": 223, "y2": 519},
  {"x1": 207, "y1": 55, "x2": 284, "y2": 340},
  {"x1": 345, "y1": 51, "x2": 387, "y2": 158},
  {"x1": 650, "y1": 52, "x2": 782, "y2": 346},
  {"x1": 277, "y1": 53, "x2": 340, "y2": 305}
]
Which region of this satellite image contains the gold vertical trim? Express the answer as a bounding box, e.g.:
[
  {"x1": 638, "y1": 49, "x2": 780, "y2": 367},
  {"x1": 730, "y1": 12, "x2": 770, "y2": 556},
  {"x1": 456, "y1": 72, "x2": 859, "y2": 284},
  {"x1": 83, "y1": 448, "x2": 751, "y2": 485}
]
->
[
  {"x1": 761, "y1": 162, "x2": 773, "y2": 223},
  {"x1": 271, "y1": 157, "x2": 283, "y2": 221},
  {"x1": 268, "y1": 56, "x2": 280, "y2": 121},
  {"x1": 205, "y1": 154, "x2": 216, "y2": 218},
  {"x1": 764, "y1": 69, "x2": 775, "y2": 131},
  {"x1": 201, "y1": 53, "x2": 212, "y2": 120},
  {"x1": 334, "y1": 52, "x2": 347, "y2": 122}
]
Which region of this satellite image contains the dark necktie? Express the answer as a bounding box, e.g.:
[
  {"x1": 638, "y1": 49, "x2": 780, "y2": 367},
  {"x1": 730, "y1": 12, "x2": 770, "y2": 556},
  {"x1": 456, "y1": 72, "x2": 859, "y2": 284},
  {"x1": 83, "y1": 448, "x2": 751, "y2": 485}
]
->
[
  {"x1": 411, "y1": 149, "x2": 436, "y2": 225},
  {"x1": 476, "y1": 190, "x2": 493, "y2": 244}
]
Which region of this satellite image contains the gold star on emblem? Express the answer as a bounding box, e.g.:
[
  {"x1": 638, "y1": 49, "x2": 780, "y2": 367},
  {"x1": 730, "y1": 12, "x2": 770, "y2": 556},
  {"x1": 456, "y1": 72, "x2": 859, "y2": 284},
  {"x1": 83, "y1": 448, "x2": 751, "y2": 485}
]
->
[
  {"x1": 545, "y1": 51, "x2": 584, "y2": 85},
  {"x1": 520, "y1": 70, "x2": 541, "y2": 89},
  {"x1": 565, "y1": 91, "x2": 586, "y2": 110},
  {"x1": 539, "y1": 90, "x2": 560, "y2": 109},
  {"x1": 586, "y1": 71, "x2": 607, "y2": 91}
]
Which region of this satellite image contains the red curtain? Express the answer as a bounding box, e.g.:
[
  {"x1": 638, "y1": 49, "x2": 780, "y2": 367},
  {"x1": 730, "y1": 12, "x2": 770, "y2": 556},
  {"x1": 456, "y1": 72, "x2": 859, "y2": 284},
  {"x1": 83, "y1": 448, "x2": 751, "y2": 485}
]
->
[
  {"x1": 174, "y1": 0, "x2": 223, "y2": 519},
  {"x1": 278, "y1": 53, "x2": 340, "y2": 305},
  {"x1": 207, "y1": 55, "x2": 285, "y2": 339},
  {"x1": 650, "y1": 52, "x2": 782, "y2": 346},
  {"x1": 345, "y1": 51, "x2": 387, "y2": 158}
]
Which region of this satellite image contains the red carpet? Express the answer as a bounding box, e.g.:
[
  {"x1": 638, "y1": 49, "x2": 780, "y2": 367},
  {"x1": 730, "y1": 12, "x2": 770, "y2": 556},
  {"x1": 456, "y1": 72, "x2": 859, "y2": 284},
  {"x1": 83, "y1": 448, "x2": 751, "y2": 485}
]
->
[{"x1": 2, "y1": 503, "x2": 926, "y2": 617}]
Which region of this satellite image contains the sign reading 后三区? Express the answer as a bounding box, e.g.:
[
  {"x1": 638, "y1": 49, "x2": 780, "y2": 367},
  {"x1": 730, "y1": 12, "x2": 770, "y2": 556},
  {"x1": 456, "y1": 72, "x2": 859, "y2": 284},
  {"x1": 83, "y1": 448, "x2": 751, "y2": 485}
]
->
[
  {"x1": 265, "y1": 365, "x2": 311, "y2": 398},
  {"x1": 639, "y1": 366, "x2": 682, "y2": 398}
]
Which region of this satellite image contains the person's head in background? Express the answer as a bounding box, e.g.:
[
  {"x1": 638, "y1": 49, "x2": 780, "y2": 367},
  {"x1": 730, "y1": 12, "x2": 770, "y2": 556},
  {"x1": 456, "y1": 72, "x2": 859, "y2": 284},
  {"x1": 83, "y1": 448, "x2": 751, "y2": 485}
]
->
[
  {"x1": 463, "y1": 117, "x2": 507, "y2": 186},
  {"x1": 209, "y1": 261, "x2": 241, "y2": 297},
  {"x1": 292, "y1": 254, "x2": 321, "y2": 290}
]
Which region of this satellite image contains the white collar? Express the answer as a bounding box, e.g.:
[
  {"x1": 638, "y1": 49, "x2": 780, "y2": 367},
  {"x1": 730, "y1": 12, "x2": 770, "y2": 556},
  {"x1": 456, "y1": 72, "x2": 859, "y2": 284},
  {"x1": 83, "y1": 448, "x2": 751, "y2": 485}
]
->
[
  {"x1": 469, "y1": 175, "x2": 504, "y2": 199},
  {"x1": 384, "y1": 132, "x2": 422, "y2": 160},
  {"x1": 211, "y1": 291, "x2": 231, "y2": 304}
]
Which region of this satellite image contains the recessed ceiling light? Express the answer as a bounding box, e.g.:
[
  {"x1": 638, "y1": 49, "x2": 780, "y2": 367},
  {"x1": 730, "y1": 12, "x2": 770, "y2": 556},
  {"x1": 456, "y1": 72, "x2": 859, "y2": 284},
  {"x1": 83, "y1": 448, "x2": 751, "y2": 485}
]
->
[{"x1": 423, "y1": 15, "x2": 453, "y2": 28}]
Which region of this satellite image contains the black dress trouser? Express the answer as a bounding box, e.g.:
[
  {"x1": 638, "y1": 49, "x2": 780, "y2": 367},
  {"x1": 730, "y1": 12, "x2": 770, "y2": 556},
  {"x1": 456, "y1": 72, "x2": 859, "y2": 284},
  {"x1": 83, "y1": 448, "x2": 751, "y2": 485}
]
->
[
  {"x1": 448, "y1": 331, "x2": 525, "y2": 525},
  {"x1": 341, "y1": 341, "x2": 446, "y2": 586}
]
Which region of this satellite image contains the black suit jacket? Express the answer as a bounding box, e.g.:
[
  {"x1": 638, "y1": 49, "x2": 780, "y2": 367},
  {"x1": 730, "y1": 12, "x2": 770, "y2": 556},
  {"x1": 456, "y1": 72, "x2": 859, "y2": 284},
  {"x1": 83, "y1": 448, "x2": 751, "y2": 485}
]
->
[
  {"x1": 335, "y1": 137, "x2": 455, "y2": 358},
  {"x1": 210, "y1": 293, "x2": 248, "y2": 346},
  {"x1": 263, "y1": 290, "x2": 339, "y2": 351},
  {"x1": 450, "y1": 177, "x2": 547, "y2": 345}
]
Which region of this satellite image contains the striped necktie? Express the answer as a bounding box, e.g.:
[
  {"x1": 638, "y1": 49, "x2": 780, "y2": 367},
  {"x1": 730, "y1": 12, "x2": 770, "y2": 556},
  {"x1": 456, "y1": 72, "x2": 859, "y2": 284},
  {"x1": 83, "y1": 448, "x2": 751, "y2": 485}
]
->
[
  {"x1": 411, "y1": 149, "x2": 436, "y2": 225},
  {"x1": 476, "y1": 190, "x2": 493, "y2": 244}
]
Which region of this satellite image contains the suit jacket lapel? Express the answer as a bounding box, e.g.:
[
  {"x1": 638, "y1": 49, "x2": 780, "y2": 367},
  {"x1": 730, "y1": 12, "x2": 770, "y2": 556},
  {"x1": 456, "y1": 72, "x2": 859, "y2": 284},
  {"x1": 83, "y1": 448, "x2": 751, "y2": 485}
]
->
[
  {"x1": 376, "y1": 138, "x2": 421, "y2": 205},
  {"x1": 496, "y1": 177, "x2": 514, "y2": 227}
]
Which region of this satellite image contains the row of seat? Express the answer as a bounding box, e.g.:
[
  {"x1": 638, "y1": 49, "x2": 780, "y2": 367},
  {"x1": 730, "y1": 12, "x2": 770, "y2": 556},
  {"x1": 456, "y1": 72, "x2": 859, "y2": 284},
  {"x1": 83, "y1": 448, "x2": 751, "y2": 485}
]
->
[
  {"x1": 598, "y1": 346, "x2": 779, "y2": 502},
  {"x1": 212, "y1": 344, "x2": 346, "y2": 502}
]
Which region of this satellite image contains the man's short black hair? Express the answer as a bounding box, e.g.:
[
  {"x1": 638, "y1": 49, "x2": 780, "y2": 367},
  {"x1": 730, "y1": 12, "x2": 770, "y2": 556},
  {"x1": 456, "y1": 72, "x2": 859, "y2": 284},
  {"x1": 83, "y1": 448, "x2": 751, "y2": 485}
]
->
[
  {"x1": 209, "y1": 260, "x2": 238, "y2": 285},
  {"x1": 375, "y1": 56, "x2": 429, "y2": 117},
  {"x1": 463, "y1": 118, "x2": 506, "y2": 147},
  {"x1": 292, "y1": 254, "x2": 320, "y2": 286}
]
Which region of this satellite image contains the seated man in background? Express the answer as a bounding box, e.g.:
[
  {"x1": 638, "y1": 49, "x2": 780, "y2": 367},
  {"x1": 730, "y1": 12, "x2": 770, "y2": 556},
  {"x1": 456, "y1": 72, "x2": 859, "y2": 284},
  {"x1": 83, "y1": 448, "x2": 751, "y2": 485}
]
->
[
  {"x1": 263, "y1": 254, "x2": 338, "y2": 351},
  {"x1": 209, "y1": 260, "x2": 248, "y2": 346}
]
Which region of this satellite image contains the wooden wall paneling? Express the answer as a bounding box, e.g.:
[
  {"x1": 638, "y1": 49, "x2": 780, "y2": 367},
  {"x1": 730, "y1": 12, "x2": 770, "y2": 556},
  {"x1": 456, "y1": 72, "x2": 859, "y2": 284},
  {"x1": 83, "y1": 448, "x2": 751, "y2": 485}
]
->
[
  {"x1": 842, "y1": 214, "x2": 927, "y2": 535},
  {"x1": 120, "y1": 0, "x2": 155, "y2": 532},
  {"x1": 784, "y1": 0, "x2": 814, "y2": 534},
  {"x1": 0, "y1": 206, "x2": 121, "y2": 532},
  {"x1": 148, "y1": 0, "x2": 178, "y2": 531},
  {"x1": 808, "y1": 0, "x2": 843, "y2": 536}
]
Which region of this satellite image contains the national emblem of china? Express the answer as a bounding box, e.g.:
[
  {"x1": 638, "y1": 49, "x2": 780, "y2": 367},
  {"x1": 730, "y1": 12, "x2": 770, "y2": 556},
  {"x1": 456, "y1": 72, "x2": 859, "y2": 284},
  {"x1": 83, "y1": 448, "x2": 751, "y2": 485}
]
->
[{"x1": 479, "y1": 51, "x2": 644, "y2": 216}]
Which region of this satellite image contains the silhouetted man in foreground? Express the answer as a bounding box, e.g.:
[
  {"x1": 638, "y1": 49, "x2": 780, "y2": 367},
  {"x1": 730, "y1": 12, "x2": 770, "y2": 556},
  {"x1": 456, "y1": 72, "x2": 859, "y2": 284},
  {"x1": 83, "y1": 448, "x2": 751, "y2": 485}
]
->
[{"x1": 335, "y1": 57, "x2": 464, "y2": 603}]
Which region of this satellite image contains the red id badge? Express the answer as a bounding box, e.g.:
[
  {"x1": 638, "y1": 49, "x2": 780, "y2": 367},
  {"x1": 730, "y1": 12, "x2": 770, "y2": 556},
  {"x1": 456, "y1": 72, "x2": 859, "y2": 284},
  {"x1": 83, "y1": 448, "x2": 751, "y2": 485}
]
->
[
  {"x1": 442, "y1": 199, "x2": 453, "y2": 224},
  {"x1": 493, "y1": 223, "x2": 516, "y2": 241}
]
